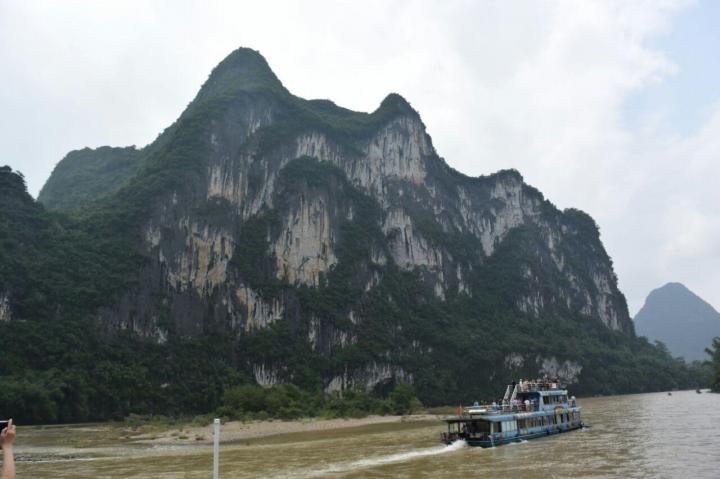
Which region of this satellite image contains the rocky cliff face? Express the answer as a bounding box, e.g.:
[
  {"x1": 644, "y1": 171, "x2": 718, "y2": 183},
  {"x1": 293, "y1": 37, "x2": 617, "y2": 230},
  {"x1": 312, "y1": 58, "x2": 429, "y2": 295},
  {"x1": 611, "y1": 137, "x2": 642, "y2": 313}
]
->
[
  {"x1": 36, "y1": 48, "x2": 633, "y2": 398},
  {"x1": 0, "y1": 291, "x2": 11, "y2": 322}
]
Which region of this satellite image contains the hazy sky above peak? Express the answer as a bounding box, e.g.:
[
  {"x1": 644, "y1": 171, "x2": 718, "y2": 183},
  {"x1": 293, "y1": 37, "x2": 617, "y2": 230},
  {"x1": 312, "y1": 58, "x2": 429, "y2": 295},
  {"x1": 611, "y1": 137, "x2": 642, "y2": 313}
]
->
[{"x1": 1, "y1": 0, "x2": 719, "y2": 315}]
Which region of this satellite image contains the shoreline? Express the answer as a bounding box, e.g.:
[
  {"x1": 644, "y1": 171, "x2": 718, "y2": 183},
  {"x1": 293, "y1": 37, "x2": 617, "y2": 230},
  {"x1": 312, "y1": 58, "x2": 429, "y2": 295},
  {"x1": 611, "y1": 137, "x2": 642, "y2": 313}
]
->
[{"x1": 136, "y1": 414, "x2": 439, "y2": 445}]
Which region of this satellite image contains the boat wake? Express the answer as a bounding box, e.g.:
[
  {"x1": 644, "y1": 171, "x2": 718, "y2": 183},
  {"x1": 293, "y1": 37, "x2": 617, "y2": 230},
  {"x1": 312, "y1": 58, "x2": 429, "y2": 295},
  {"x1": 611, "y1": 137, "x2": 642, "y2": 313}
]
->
[
  {"x1": 508, "y1": 439, "x2": 528, "y2": 446},
  {"x1": 303, "y1": 440, "x2": 467, "y2": 477}
]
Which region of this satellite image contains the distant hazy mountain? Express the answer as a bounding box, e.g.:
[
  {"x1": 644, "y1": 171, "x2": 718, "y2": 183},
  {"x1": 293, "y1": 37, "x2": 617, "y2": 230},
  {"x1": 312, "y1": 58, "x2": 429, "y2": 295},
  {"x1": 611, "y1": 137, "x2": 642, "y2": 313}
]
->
[{"x1": 634, "y1": 283, "x2": 720, "y2": 361}]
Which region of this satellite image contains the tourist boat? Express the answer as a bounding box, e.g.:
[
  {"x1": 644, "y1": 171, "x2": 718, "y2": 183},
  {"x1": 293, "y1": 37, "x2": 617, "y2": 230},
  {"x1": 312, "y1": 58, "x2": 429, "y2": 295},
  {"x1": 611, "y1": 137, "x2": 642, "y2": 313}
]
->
[{"x1": 441, "y1": 378, "x2": 584, "y2": 447}]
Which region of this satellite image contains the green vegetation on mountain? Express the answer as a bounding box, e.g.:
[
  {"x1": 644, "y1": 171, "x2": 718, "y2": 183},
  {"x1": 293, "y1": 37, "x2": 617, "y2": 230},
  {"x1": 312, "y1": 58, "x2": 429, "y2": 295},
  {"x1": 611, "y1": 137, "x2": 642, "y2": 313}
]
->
[
  {"x1": 5, "y1": 151, "x2": 707, "y2": 425},
  {"x1": 255, "y1": 92, "x2": 418, "y2": 157},
  {"x1": 0, "y1": 49, "x2": 713, "y2": 426},
  {"x1": 38, "y1": 146, "x2": 144, "y2": 212},
  {"x1": 217, "y1": 382, "x2": 421, "y2": 421}
]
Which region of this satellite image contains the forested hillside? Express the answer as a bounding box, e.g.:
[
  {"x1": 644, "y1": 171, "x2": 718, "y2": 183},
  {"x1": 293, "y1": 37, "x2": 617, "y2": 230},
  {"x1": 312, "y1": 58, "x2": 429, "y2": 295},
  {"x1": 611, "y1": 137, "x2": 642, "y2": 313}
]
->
[
  {"x1": 0, "y1": 49, "x2": 710, "y2": 424},
  {"x1": 38, "y1": 146, "x2": 144, "y2": 212}
]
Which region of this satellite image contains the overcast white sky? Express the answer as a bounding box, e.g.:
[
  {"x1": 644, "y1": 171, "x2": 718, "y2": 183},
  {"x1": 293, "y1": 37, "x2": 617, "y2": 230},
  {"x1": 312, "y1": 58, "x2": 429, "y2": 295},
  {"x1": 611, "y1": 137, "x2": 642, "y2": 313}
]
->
[{"x1": 1, "y1": 0, "x2": 719, "y2": 315}]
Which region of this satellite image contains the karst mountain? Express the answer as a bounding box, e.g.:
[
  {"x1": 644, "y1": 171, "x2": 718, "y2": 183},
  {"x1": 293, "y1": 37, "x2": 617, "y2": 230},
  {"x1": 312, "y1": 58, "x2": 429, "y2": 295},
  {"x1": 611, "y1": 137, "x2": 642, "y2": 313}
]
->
[{"x1": 0, "y1": 48, "x2": 705, "y2": 422}]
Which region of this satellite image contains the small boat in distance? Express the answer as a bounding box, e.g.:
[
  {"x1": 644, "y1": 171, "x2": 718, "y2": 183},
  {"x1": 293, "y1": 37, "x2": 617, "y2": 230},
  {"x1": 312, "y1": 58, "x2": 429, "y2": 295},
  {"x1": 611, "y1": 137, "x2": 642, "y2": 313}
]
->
[{"x1": 441, "y1": 378, "x2": 583, "y2": 447}]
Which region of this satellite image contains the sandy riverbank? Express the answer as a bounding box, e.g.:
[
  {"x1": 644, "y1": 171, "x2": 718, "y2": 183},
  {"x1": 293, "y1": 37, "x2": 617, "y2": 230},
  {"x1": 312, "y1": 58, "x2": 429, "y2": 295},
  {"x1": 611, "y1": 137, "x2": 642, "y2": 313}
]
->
[{"x1": 138, "y1": 414, "x2": 439, "y2": 445}]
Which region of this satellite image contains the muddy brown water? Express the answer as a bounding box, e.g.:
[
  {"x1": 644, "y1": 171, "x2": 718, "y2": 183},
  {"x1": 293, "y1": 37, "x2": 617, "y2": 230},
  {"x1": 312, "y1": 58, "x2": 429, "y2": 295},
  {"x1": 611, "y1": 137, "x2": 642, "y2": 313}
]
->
[{"x1": 7, "y1": 389, "x2": 720, "y2": 478}]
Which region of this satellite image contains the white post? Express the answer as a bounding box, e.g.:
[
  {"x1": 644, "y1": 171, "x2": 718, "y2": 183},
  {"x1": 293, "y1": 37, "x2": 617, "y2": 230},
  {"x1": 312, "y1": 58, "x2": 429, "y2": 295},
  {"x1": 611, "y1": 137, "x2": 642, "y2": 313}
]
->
[{"x1": 213, "y1": 418, "x2": 220, "y2": 479}]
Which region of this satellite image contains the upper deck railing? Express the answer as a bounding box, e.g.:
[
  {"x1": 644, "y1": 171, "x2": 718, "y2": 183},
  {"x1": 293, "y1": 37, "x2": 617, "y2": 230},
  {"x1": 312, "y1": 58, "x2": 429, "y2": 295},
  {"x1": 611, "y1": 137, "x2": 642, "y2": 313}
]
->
[
  {"x1": 450, "y1": 378, "x2": 579, "y2": 419},
  {"x1": 517, "y1": 379, "x2": 564, "y2": 393},
  {"x1": 462, "y1": 399, "x2": 578, "y2": 416}
]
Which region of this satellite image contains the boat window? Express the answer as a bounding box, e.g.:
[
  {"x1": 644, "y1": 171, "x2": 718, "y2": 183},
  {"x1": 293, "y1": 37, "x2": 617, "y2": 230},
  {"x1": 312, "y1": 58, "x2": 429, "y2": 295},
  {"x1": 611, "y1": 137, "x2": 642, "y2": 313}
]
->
[
  {"x1": 474, "y1": 421, "x2": 490, "y2": 433},
  {"x1": 501, "y1": 421, "x2": 517, "y2": 432}
]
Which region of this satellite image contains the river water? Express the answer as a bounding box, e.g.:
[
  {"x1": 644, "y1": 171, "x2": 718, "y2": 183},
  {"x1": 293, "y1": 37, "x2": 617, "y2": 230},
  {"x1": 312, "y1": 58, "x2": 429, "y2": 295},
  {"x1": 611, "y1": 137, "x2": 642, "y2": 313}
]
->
[{"x1": 10, "y1": 390, "x2": 720, "y2": 478}]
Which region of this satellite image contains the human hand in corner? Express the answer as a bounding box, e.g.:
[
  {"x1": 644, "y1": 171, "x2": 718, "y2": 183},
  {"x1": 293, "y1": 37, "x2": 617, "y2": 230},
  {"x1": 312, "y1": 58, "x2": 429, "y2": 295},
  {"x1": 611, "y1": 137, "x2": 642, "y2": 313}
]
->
[
  {"x1": 0, "y1": 419, "x2": 15, "y2": 448},
  {"x1": 1, "y1": 419, "x2": 16, "y2": 479}
]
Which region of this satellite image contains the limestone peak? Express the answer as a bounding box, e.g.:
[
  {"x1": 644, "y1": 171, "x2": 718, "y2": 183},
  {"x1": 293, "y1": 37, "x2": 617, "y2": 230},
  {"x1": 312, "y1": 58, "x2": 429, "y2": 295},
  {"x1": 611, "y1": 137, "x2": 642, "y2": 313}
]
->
[
  {"x1": 193, "y1": 47, "x2": 286, "y2": 104},
  {"x1": 378, "y1": 93, "x2": 419, "y2": 118}
]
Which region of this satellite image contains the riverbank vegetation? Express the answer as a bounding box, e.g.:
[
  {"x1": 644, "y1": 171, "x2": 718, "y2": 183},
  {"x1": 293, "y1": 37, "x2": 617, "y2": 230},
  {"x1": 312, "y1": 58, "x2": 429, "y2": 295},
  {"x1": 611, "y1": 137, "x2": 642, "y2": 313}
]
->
[
  {"x1": 216, "y1": 382, "x2": 422, "y2": 421},
  {"x1": 707, "y1": 337, "x2": 720, "y2": 392},
  {"x1": 117, "y1": 384, "x2": 423, "y2": 432}
]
